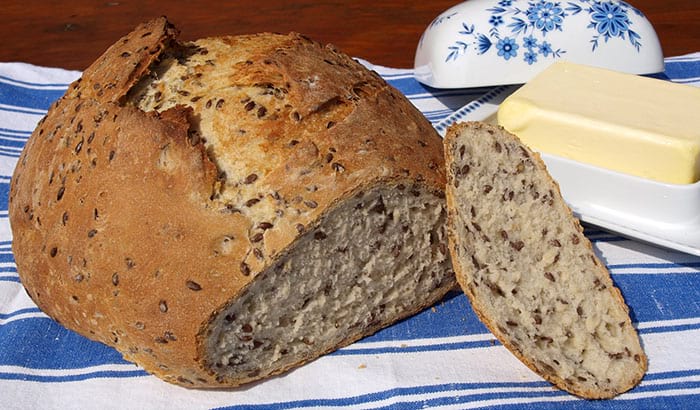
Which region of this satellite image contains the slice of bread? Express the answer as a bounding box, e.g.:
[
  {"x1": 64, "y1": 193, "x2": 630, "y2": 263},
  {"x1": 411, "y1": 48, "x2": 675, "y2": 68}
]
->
[{"x1": 444, "y1": 121, "x2": 646, "y2": 398}]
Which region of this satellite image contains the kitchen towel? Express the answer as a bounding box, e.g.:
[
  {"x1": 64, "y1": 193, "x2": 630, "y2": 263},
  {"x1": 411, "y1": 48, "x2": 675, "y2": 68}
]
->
[{"x1": 0, "y1": 54, "x2": 699, "y2": 409}]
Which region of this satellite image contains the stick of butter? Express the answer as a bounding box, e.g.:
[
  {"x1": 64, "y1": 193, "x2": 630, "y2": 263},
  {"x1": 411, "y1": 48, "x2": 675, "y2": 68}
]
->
[{"x1": 498, "y1": 62, "x2": 700, "y2": 184}]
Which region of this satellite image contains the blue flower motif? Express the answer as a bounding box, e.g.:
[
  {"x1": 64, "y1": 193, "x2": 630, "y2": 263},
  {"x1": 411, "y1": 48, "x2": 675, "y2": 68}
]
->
[
  {"x1": 523, "y1": 35, "x2": 538, "y2": 49},
  {"x1": 496, "y1": 37, "x2": 519, "y2": 60},
  {"x1": 539, "y1": 40, "x2": 553, "y2": 56},
  {"x1": 524, "y1": 50, "x2": 538, "y2": 65},
  {"x1": 443, "y1": 0, "x2": 643, "y2": 65},
  {"x1": 477, "y1": 34, "x2": 493, "y2": 54},
  {"x1": 526, "y1": 1, "x2": 565, "y2": 33},
  {"x1": 489, "y1": 15, "x2": 505, "y2": 27},
  {"x1": 590, "y1": 1, "x2": 630, "y2": 38}
]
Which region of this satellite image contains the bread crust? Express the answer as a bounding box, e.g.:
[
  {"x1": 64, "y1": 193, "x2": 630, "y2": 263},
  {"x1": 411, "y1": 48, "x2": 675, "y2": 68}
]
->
[
  {"x1": 9, "y1": 18, "x2": 450, "y2": 387},
  {"x1": 444, "y1": 121, "x2": 647, "y2": 399}
]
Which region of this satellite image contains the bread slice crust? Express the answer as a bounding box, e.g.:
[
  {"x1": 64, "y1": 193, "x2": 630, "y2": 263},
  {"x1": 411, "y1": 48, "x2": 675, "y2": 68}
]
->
[{"x1": 444, "y1": 121, "x2": 647, "y2": 399}]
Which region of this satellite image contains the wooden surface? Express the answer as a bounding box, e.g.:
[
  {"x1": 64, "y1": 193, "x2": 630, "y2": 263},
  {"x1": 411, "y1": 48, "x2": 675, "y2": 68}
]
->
[{"x1": 1, "y1": 0, "x2": 698, "y2": 70}]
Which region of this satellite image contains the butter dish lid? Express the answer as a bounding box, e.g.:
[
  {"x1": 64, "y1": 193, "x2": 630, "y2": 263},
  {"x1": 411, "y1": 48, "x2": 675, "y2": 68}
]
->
[{"x1": 414, "y1": 0, "x2": 665, "y2": 88}]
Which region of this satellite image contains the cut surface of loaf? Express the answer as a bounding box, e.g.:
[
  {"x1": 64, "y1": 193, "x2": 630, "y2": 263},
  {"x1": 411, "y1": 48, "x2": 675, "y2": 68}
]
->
[
  {"x1": 9, "y1": 18, "x2": 454, "y2": 387},
  {"x1": 444, "y1": 122, "x2": 646, "y2": 399},
  {"x1": 206, "y1": 186, "x2": 448, "y2": 377}
]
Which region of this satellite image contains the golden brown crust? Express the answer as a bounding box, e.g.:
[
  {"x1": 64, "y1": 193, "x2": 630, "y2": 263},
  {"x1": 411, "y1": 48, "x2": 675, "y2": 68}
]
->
[
  {"x1": 71, "y1": 17, "x2": 179, "y2": 103},
  {"x1": 9, "y1": 18, "x2": 448, "y2": 387}
]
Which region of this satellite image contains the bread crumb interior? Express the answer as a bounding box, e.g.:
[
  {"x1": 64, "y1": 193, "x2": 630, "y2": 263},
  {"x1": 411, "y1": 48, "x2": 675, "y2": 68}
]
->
[
  {"x1": 448, "y1": 124, "x2": 644, "y2": 397},
  {"x1": 206, "y1": 185, "x2": 451, "y2": 379}
]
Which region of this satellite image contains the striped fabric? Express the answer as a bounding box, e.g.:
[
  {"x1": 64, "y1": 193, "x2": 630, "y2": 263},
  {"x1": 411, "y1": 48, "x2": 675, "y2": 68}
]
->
[{"x1": 1, "y1": 54, "x2": 699, "y2": 409}]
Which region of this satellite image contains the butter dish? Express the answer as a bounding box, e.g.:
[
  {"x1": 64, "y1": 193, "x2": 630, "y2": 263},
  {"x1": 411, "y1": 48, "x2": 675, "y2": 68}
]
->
[
  {"x1": 434, "y1": 86, "x2": 700, "y2": 256},
  {"x1": 414, "y1": 0, "x2": 664, "y2": 88},
  {"x1": 498, "y1": 61, "x2": 700, "y2": 185}
]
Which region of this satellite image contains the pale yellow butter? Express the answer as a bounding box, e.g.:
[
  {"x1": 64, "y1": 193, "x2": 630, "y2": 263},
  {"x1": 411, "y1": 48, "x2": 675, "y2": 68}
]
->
[{"x1": 498, "y1": 62, "x2": 700, "y2": 184}]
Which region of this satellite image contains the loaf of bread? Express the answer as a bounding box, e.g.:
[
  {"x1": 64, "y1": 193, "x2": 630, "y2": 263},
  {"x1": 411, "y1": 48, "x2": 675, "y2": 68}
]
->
[
  {"x1": 9, "y1": 18, "x2": 455, "y2": 387},
  {"x1": 444, "y1": 122, "x2": 646, "y2": 398}
]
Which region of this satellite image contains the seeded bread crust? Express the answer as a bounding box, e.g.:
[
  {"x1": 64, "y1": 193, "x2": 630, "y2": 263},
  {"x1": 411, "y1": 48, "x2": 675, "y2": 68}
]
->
[
  {"x1": 444, "y1": 122, "x2": 646, "y2": 399},
  {"x1": 9, "y1": 18, "x2": 454, "y2": 388}
]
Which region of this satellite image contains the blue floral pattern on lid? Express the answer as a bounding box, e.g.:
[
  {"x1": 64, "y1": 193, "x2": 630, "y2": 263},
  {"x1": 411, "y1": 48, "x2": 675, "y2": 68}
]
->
[{"x1": 444, "y1": 0, "x2": 644, "y2": 65}]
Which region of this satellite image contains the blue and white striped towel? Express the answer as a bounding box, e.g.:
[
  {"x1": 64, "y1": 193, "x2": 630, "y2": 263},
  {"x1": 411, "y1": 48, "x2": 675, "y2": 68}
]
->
[{"x1": 1, "y1": 54, "x2": 699, "y2": 409}]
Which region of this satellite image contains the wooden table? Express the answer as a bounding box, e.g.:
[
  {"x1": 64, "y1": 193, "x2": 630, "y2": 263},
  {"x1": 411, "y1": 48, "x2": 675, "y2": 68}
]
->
[{"x1": 1, "y1": 0, "x2": 698, "y2": 70}]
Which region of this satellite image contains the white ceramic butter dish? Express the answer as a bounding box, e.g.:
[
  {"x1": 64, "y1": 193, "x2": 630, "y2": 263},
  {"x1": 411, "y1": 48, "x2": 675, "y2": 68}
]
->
[
  {"x1": 415, "y1": 0, "x2": 664, "y2": 88},
  {"x1": 434, "y1": 86, "x2": 700, "y2": 257}
]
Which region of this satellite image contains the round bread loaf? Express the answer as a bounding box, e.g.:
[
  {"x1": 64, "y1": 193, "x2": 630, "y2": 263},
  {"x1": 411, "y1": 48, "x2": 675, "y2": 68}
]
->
[{"x1": 9, "y1": 17, "x2": 454, "y2": 387}]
